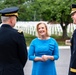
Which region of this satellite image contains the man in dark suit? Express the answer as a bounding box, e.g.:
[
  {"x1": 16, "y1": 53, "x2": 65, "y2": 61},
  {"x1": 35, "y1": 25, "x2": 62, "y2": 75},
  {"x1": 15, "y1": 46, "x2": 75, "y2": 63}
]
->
[
  {"x1": 68, "y1": 4, "x2": 76, "y2": 75},
  {"x1": 0, "y1": 7, "x2": 28, "y2": 75}
]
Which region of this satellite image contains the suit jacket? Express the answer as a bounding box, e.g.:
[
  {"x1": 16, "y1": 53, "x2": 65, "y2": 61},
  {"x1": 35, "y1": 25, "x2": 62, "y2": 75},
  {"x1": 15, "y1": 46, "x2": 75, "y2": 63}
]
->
[{"x1": 0, "y1": 24, "x2": 27, "y2": 75}]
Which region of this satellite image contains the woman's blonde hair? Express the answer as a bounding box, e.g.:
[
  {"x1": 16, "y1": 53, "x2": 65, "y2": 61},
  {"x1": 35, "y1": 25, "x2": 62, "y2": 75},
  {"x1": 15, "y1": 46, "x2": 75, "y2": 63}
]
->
[{"x1": 36, "y1": 22, "x2": 50, "y2": 38}]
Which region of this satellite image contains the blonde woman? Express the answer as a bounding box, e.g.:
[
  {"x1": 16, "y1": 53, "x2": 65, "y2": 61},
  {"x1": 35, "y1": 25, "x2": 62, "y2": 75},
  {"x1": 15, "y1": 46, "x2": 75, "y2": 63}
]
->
[{"x1": 28, "y1": 22, "x2": 59, "y2": 75}]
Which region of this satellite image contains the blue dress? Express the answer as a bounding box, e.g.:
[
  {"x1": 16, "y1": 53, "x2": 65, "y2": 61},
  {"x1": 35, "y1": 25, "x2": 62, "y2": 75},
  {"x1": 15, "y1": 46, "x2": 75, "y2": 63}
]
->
[{"x1": 28, "y1": 37, "x2": 59, "y2": 75}]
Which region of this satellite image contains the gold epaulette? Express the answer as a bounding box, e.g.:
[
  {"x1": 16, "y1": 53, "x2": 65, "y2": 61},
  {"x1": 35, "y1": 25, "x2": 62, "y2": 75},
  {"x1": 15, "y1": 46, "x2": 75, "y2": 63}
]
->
[{"x1": 18, "y1": 29, "x2": 23, "y2": 33}]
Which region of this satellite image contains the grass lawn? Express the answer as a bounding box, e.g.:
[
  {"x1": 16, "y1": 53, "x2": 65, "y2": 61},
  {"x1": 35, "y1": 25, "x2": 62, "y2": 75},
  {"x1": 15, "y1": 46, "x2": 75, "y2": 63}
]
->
[{"x1": 24, "y1": 33, "x2": 67, "y2": 46}]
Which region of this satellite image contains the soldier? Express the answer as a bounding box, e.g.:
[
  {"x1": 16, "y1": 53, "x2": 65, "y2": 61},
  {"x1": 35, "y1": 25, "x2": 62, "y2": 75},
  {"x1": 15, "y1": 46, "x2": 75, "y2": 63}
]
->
[
  {"x1": 0, "y1": 7, "x2": 28, "y2": 75},
  {"x1": 68, "y1": 4, "x2": 76, "y2": 75}
]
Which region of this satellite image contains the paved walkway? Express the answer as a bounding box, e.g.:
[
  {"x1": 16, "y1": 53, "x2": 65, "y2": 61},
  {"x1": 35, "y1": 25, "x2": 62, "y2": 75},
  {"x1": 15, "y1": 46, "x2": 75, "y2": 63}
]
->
[{"x1": 24, "y1": 46, "x2": 70, "y2": 75}]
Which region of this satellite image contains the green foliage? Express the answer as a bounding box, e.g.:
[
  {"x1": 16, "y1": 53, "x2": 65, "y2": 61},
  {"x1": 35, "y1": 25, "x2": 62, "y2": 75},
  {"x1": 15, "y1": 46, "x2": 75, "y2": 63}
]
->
[
  {"x1": 4, "y1": 0, "x2": 25, "y2": 5},
  {"x1": 0, "y1": 0, "x2": 76, "y2": 39},
  {"x1": 0, "y1": 0, "x2": 75, "y2": 22},
  {"x1": 18, "y1": 5, "x2": 27, "y2": 21},
  {"x1": 24, "y1": 33, "x2": 36, "y2": 46}
]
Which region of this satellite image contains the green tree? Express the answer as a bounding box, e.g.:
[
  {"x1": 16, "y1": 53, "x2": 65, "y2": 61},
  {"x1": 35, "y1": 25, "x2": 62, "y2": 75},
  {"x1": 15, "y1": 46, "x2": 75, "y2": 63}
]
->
[
  {"x1": 0, "y1": 0, "x2": 76, "y2": 39},
  {"x1": 28, "y1": 0, "x2": 76, "y2": 39},
  {"x1": 0, "y1": 0, "x2": 27, "y2": 21}
]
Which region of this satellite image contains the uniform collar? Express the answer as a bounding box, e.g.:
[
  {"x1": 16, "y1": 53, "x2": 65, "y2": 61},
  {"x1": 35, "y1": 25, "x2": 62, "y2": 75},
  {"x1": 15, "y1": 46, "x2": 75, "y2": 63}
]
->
[{"x1": 1, "y1": 24, "x2": 12, "y2": 28}]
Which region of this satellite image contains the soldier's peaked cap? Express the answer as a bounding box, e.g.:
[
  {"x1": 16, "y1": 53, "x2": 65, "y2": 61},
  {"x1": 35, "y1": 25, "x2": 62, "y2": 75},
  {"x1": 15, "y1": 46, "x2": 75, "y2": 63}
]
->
[
  {"x1": 0, "y1": 7, "x2": 19, "y2": 17},
  {"x1": 71, "y1": 4, "x2": 76, "y2": 15}
]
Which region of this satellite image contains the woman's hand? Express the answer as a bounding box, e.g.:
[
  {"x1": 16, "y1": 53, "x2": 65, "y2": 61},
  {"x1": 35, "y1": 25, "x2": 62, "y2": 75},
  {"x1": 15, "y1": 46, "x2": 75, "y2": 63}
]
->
[
  {"x1": 41, "y1": 55, "x2": 49, "y2": 61},
  {"x1": 42, "y1": 55, "x2": 54, "y2": 61},
  {"x1": 34, "y1": 55, "x2": 54, "y2": 61},
  {"x1": 34, "y1": 57, "x2": 45, "y2": 61}
]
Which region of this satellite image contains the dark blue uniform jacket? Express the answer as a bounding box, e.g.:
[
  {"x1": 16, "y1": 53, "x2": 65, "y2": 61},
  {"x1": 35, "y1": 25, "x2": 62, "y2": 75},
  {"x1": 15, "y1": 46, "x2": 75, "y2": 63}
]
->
[
  {"x1": 69, "y1": 29, "x2": 76, "y2": 75},
  {"x1": 0, "y1": 24, "x2": 27, "y2": 75}
]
